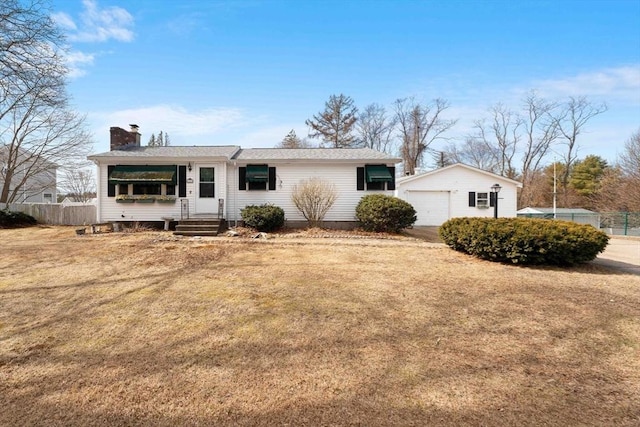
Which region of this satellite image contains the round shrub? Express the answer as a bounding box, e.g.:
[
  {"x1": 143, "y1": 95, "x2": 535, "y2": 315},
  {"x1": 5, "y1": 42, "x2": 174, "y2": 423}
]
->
[
  {"x1": 439, "y1": 217, "x2": 609, "y2": 266},
  {"x1": 240, "y1": 204, "x2": 285, "y2": 232},
  {"x1": 355, "y1": 194, "x2": 417, "y2": 233},
  {"x1": 0, "y1": 209, "x2": 37, "y2": 228}
]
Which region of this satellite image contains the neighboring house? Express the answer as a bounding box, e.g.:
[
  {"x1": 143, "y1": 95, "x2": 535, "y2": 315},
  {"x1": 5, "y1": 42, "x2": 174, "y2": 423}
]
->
[
  {"x1": 395, "y1": 163, "x2": 522, "y2": 226},
  {"x1": 0, "y1": 145, "x2": 57, "y2": 203},
  {"x1": 517, "y1": 207, "x2": 601, "y2": 228},
  {"x1": 87, "y1": 125, "x2": 400, "y2": 227},
  {"x1": 61, "y1": 197, "x2": 97, "y2": 207}
]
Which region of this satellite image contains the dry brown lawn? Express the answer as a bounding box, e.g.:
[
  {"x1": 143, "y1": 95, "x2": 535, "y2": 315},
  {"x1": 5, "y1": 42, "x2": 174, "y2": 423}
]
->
[{"x1": 0, "y1": 226, "x2": 639, "y2": 426}]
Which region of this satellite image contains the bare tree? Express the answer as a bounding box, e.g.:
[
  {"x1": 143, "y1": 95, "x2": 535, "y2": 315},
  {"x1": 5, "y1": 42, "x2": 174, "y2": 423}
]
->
[
  {"x1": 356, "y1": 103, "x2": 397, "y2": 153},
  {"x1": 276, "y1": 129, "x2": 313, "y2": 148},
  {"x1": 59, "y1": 169, "x2": 96, "y2": 202},
  {"x1": 0, "y1": 0, "x2": 93, "y2": 204},
  {"x1": 553, "y1": 96, "x2": 607, "y2": 206},
  {"x1": 518, "y1": 92, "x2": 559, "y2": 206},
  {"x1": 394, "y1": 97, "x2": 457, "y2": 175},
  {"x1": 305, "y1": 94, "x2": 358, "y2": 148},
  {"x1": 291, "y1": 178, "x2": 338, "y2": 228},
  {"x1": 616, "y1": 129, "x2": 640, "y2": 210},
  {"x1": 443, "y1": 137, "x2": 497, "y2": 172},
  {"x1": 619, "y1": 129, "x2": 640, "y2": 180},
  {"x1": 474, "y1": 103, "x2": 521, "y2": 179}
]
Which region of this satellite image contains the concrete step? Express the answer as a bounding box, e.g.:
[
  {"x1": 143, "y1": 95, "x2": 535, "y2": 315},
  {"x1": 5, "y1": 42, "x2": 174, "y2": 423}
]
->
[
  {"x1": 173, "y1": 218, "x2": 226, "y2": 236},
  {"x1": 177, "y1": 219, "x2": 222, "y2": 226},
  {"x1": 174, "y1": 230, "x2": 219, "y2": 237}
]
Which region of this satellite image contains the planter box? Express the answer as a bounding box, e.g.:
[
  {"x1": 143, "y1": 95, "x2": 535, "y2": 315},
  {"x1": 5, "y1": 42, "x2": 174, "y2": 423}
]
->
[
  {"x1": 116, "y1": 199, "x2": 135, "y2": 203},
  {"x1": 136, "y1": 199, "x2": 155, "y2": 203},
  {"x1": 156, "y1": 199, "x2": 177, "y2": 204}
]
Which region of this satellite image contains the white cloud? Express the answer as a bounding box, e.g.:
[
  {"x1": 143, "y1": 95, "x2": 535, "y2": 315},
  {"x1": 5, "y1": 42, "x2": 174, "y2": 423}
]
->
[
  {"x1": 51, "y1": 12, "x2": 76, "y2": 30},
  {"x1": 61, "y1": 0, "x2": 134, "y2": 43},
  {"x1": 65, "y1": 50, "x2": 95, "y2": 78},
  {"x1": 89, "y1": 104, "x2": 246, "y2": 152},
  {"x1": 532, "y1": 65, "x2": 640, "y2": 104},
  {"x1": 100, "y1": 105, "x2": 244, "y2": 136}
]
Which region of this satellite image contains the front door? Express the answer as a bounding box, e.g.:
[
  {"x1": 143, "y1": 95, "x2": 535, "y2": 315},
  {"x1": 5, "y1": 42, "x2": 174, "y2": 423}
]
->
[{"x1": 195, "y1": 165, "x2": 218, "y2": 214}]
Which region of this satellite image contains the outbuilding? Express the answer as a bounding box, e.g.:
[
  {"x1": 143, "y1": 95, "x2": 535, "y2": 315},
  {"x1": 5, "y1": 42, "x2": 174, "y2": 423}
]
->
[{"x1": 396, "y1": 163, "x2": 522, "y2": 226}]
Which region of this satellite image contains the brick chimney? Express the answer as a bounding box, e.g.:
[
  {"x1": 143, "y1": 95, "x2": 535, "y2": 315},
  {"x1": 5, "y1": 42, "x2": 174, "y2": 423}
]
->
[{"x1": 110, "y1": 124, "x2": 141, "y2": 151}]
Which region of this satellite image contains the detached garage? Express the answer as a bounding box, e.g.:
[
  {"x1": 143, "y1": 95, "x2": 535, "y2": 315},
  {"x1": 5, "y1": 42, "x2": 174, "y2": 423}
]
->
[{"x1": 396, "y1": 163, "x2": 522, "y2": 226}]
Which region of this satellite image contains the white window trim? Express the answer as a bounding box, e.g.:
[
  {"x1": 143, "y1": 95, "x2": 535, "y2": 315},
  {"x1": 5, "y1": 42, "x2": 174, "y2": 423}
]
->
[{"x1": 477, "y1": 192, "x2": 489, "y2": 208}]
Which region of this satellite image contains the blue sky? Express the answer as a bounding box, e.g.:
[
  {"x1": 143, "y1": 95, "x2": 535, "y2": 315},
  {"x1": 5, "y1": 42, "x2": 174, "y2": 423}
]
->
[{"x1": 52, "y1": 0, "x2": 640, "y2": 164}]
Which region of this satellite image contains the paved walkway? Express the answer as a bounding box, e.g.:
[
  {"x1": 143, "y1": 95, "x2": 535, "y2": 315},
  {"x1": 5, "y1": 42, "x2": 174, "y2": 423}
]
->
[{"x1": 591, "y1": 237, "x2": 640, "y2": 275}]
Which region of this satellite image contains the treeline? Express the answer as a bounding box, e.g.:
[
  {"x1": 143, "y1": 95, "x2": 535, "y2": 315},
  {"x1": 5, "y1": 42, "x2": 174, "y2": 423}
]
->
[{"x1": 282, "y1": 92, "x2": 638, "y2": 211}]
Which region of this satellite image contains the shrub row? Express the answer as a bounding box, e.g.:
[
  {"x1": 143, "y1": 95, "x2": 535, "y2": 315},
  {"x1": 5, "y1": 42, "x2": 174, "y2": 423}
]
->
[
  {"x1": 439, "y1": 217, "x2": 609, "y2": 266},
  {"x1": 355, "y1": 194, "x2": 417, "y2": 233},
  {"x1": 0, "y1": 209, "x2": 37, "y2": 228},
  {"x1": 240, "y1": 204, "x2": 285, "y2": 232}
]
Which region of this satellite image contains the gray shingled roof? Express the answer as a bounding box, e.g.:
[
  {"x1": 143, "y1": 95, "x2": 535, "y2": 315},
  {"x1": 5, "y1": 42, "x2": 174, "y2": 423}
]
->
[
  {"x1": 88, "y1": 146, "x2": 401, "y2": 163},
  {"x1": 88, "y1": 146, "x2": 241, "y2": 159},
  {"x1": 233, "y1": 148, "x2": 400, "y2": 162}
]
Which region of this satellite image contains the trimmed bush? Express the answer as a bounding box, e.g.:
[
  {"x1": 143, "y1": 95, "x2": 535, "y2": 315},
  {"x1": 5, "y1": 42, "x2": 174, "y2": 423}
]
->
[
  {"x1": 355, "y1": 194, "x2": 417, "y2": 233},
  {"x1": 0, "y1": 209, "x2": 37, "y2": 228},
  {"x1": 240, "y1": 204, "x2": 285, "y2": 232},
  {"x1": 439, "y1": 217, "x2": 609, "y2": 266}
]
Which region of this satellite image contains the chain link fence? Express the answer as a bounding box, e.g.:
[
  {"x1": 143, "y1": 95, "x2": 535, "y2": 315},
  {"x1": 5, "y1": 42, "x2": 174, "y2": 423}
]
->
[{"x1": 599, "y1": 212, "x2": 640, "y2": 236}]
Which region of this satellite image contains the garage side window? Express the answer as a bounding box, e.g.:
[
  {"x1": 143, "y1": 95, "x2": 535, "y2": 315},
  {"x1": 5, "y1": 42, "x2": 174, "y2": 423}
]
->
[{"x1": 469, "y1": 191, "x2": 494, "y2": 208}]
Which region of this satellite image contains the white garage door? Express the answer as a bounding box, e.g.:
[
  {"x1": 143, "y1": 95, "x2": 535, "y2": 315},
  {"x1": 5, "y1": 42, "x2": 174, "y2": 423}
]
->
[{"x1": 407, "y1": 191, "x2": 450, "y2": 226}]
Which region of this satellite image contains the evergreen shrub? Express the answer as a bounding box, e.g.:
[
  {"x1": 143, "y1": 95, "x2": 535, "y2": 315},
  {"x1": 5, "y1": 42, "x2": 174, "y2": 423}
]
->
[
  {"x1": 355, "y1": 194, "x2": 417, "y2": 233},
  {"x1": 0, "y1": 209, "x2": 37, "y2": 228},
  {"x1": 240, "y1": 204, "x2": 285, "y2": 232},
  {"x1": 439, "y1": 217, "x2": 609, "y2": 266}
]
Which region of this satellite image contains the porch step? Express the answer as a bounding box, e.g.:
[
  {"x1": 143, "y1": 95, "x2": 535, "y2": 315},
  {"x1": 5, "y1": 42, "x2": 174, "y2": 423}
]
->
[{"x1": 174, "y1": 218, "x2": 227, "y2": 236}]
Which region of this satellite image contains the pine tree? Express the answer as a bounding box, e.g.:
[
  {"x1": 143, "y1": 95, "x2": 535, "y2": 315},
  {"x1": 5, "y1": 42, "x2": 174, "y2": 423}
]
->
[
  {"x1": 277, "y1": 129, "x2": 312, "y2": 148},
  {"x1": 305, "y1": 94, "x2": 358, "y2": 148},
  {"x1": 147, "y1": 131, "x2": 170, "y2": 147}
]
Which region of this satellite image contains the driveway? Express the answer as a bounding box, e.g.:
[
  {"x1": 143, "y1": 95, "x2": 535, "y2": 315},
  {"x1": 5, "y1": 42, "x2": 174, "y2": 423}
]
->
[{"x1": 592, "y1": 237, "x2": 640, "y2": 275}]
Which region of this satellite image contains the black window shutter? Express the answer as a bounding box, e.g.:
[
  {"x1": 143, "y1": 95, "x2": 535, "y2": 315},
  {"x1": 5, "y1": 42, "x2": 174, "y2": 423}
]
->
[
  {"x1": 489, "y1": 192, "x2": 496, "y2": 207},
  {"x1": 107, "y1": 166, "x2": 115, "y2": 197},
  {"x1": 268, "y1": 167, "x2": 276, "y2": 191},
  {"x1": 178, "y1": 166, "x2": 187, "y2": 197},
  {"x1": 357, "y1": 167, "x2": 365, "y2": 191},
  {"x1": 387, "y1": 166, "x2": 396, "y2": 191},
  {"x1": 239, "y1": 167, "x2": 246, "y2": 191},
  {"x1": 468, "y1": 192, "x2": 476, "y2": 207}
]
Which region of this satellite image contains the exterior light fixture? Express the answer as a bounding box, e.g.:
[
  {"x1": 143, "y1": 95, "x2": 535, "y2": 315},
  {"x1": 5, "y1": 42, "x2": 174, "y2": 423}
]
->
[
  {"x1": 490, "y1": 183, "x2": 502, "y2": 219},
  {"x1": 188, "y1": 162, "x2": 192, "y2": 172}
]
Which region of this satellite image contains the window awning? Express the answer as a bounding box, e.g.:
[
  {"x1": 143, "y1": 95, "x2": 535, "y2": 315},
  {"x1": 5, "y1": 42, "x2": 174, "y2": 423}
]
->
[
  {"x1": 365, "y1": 165, "x2": 392, "y2": 182},
  {"x1": 246, "y1": 165, "x2": 269, "y2": 182},
  {"x1": 108, "y1": 165, "x2": 177, "y2": 184}
]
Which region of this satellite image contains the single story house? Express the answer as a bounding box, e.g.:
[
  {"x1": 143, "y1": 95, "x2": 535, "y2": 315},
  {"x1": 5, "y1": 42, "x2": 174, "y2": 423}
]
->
[
  {"x1": 87, "y1": 125, "x2": 401, "y2": 228},
  {"x1": 395, "y1": 163, "x2": 522, "y2": 226},
  {"x1": 517, "y1": 207, "x2": 601, "y2": 228}
]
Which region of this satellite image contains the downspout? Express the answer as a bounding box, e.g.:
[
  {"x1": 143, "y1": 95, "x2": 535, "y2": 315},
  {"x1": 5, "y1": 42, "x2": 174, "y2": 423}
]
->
[{"x1": 233, "y1": 161, "x2": 237, "y2": 227}]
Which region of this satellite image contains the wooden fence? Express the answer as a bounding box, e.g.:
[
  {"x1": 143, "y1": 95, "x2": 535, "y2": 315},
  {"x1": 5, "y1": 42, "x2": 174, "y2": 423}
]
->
[{"x1": 5, "y1": 203, "x2": 96, "y2": 225}]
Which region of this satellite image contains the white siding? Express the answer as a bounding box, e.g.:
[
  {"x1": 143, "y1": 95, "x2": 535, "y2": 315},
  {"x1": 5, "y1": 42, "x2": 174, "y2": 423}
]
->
[
  {"x1": 226, "y1": 163, "x2": 395, "y2": 223},
  {"x1": 397, "y1": 165, "x2": 520, "y2": 225},
  {"x1": 96, "y1": 162, "x2": 228, "y2": 222}
]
